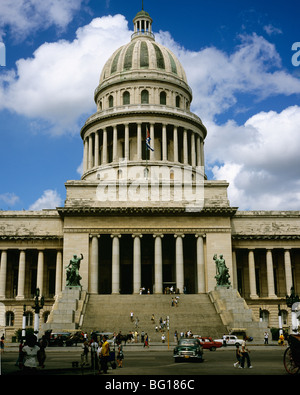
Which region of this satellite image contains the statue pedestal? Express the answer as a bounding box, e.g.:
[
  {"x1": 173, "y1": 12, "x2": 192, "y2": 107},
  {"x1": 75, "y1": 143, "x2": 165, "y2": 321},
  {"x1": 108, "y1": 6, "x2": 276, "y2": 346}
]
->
[{"x1": 42, "y1": 287, "x2": 87, "y2": 333}]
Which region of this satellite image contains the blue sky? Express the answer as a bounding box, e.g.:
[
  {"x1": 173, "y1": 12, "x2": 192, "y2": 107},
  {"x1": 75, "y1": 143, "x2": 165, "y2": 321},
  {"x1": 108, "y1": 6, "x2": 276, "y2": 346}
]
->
[{"x1": 0, "y1": 0, "x2": 300, "y2": 211}]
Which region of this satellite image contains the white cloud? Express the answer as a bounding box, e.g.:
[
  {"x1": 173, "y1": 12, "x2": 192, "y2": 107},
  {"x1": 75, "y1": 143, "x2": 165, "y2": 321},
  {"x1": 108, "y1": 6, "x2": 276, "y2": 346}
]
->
[
  {"x1": 207, "y1": 106, "x2": 300, "y2": 210},
  {"x1": 0, "y1": 192, "x2": 20, "y2": 207},
  {"x1": 0, "y1": 0, "x2": 84, "y2": 41},
  {"x1": 157, "y1": 32, "x2": 300, "y2": 121},
  {"x1": 29, "y1": 189, "x2": 62, "y2": 210},
  {"x1": 0, "y1": 14, "x2": 130, "y2": 135}
]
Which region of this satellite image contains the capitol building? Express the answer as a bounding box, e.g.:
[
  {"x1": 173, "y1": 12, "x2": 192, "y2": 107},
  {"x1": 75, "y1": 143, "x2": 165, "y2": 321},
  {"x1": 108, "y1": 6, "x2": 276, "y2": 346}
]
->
[{"x1": 0, "y1": 9, "x2": 299, "y2": 341}]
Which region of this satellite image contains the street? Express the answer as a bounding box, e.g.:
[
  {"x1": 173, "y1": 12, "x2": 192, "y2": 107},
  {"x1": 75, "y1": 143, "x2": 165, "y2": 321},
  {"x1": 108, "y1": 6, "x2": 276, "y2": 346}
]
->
[{"x1": 0, "y1": 343, "x2": 290, "y2": 377}]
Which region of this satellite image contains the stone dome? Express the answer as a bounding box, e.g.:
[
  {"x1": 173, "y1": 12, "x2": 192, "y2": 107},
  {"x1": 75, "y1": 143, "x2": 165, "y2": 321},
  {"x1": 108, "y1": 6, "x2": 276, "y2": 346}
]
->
[{"x1": 99, "y1": 39, "x2": 188, "y2": 86}]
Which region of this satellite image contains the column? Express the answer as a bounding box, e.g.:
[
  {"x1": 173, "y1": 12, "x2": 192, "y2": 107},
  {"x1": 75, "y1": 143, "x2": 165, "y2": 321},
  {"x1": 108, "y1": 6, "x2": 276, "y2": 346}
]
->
[
  {"x1": 162, "y1": 124, "x2": 167, "y2": 161},
  {"x1": 102, "y1": 128, "x2": 107, "y2": 164},
  {"x1": 113, "y1": 125, "x2": 118, "y2": 162},
  {"x1": 124, "y1": 124, "x2": 129, "y2": 160},
  {"x1": 16, "y1": 250, "x2": 26, "y2": 300},
  {"x1": 37, "y1": 250, "x2": 44, "y2": 296},
  {"x1": 183, "y1": 129, "x2": 188, "y2": 164},
  {"x1": 191, "y1": 132, "x2": 196, "y2": 166},
  {"x1": 133, "y1": 235, "x2": 142, "y2": 294},
  {"x1": 196, "y1": 136, "x2": 201, "y2": 166},
  {"x1": 94, "y1": 131, "x2": 99, "y2": 167},
  {"x1": 154, "y1": 235, "x2": 163, "y2": 294},
  {"x1": 232, "y1": 250, "x2": 237, "y2": 289},
  {"x1": 90, "y1": 235, "x2": 99, "y2": 294},
  {"x1": 284, "y1": 249, "x2": 293, "y2": 295},
  {"x1": 83, "y1": 138, "x2": 88, "y2": 173},
  {"x1": 150, "y1": 123, "x2": 155, "y2": 160},
  {"x1": 111, "y1": 235, "x2": 121, "y2": 294},
  {"x1": 0, "y1": 250, "x2": 7, "y2": 298},
  {"x1": 137, "y1": 123, "x2": 142, "y2": 160},
  {"x1": 266, "y1": 249, "x2": 276, "y2": 297},
  {"x1": 173, "y1": 126, "x2": 178, "y2": 162},
  {"x1": 55, "y1": 250, "x2": 62, "y2": 296},
  {"x1": 175, "y1": 235, "x2": 184, "y2": 293},
  {"x1": 248, "y1": 250, "x2": 258, "y2": 298},
  {"x1": 88, "y1": 134, "x2": 93, "y2": 169},
  {"x1": 196, "y1": 235, "x2": 205, "y2": 293}
]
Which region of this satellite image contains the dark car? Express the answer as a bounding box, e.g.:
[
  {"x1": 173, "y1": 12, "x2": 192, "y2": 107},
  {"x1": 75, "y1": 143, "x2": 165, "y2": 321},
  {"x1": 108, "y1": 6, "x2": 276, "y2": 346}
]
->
[{"x1": 173, "y1": 338, "x2": 203, "y2": 362}]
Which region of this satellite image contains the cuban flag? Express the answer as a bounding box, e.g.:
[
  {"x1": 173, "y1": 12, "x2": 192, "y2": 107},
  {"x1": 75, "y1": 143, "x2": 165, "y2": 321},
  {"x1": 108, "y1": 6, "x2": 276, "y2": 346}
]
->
[{"x1": 146, "y1": 128, "x2": 154, "y2": 151}]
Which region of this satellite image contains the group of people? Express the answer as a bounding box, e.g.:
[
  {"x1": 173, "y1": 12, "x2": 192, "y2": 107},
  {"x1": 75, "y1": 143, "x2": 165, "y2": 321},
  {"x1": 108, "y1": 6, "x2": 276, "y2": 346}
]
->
[{"x1": 233, "y1": 336, "x2": 253, "y2": 369}]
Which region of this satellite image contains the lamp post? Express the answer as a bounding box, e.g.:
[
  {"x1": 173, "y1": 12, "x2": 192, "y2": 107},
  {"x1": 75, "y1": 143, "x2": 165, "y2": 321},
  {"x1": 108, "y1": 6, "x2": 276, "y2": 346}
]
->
[
  {"x1": 286, "y1": 287, "x2": 300, "y2": 333},
  {"x1": 278, "y1": 305, "x2": 283, "y2": 336},
  {"x1": 32, "y1": 288, "x2": 44, "y2": 339},
  {"x1": 21, "y1": 304, "x2": 26, "y2": 339}
]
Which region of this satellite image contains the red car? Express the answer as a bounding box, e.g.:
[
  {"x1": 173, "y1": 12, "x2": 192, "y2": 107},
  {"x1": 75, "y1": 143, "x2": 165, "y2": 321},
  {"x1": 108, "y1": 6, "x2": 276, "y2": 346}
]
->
[{"x1": 195, "y1": 336, "x2": 222, "y2": 351}]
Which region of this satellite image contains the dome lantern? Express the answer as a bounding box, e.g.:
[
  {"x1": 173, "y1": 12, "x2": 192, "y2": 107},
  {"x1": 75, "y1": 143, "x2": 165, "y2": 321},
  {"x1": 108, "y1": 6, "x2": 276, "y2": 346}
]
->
[{"x1": 132, "y1": 8, "x2": 154, "y2": 41}]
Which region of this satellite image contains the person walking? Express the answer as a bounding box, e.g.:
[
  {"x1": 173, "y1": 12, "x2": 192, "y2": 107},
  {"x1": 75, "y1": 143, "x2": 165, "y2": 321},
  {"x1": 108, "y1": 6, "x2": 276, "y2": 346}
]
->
[
  {"x1": 233, "y1": 344, "x2": 242, "y2": 367},
  {"x1": 22, "y1": 334, "x2": 40, "y2": 374},
  {"x1": 239, "y1": 336, "x2": 253, "y2": 369},
  {"x1": 0, "y1": 334, "x2": 4, "y2": 353},
  {"x1": 81, "y1": 340, "x2": 89, "y2": 366},
  {"x1": 100, "y1": 335, "x2": 110, "y2": 374},
  {"x1": 264, "y1": 331, "x2": 269, "y2": 345},
  {"x1": 90, "y1": 337, "x2": 99, "y2": 370},
  {"x1": 117, "y1": 345, "x2": 124, "y2": 368}
]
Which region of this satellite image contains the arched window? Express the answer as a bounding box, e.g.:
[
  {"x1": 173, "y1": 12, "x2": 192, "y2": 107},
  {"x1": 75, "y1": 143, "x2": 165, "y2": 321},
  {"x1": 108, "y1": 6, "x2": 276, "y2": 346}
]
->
[
  {"x1": 160, "y1": 91, "x2": 166, "y2": 105},
  {"x1": 108, "y1": 95, "x2": 114, "y2": 108},
  {"x1": 123, "y1": 91, "x2": 130, "y2": 105},
  {"x1": 176, "y1": 95, "x2": 180, "y2": 108},
  {"x1": 141, "y1": 89, "x2": 149, "y2": 104},
  {"x1": 5, "y1": 311, "x2": 14, "y2": 326},
  {"x1": 261, "y1": 310, "x2": 269, "y2": 325}
]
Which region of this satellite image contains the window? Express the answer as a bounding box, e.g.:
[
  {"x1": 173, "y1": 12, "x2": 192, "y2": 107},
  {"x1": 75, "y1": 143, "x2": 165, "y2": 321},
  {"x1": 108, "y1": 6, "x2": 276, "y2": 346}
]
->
[
  {"x1": 160, "y1": 91, "x2": 166, "y2": 105},
  {"x1": 123, "y1": 91, "x2": 130, "y2": 105},
  {"x1": 108, "y1": 95, "x2": 114, "y2": 108},
  {"x1": 25, "y1": 312, "x2": 33, "y2": 327},
  {"x1": 141, "y1": 89, "x2": 149, "y2": 104},
  {"x1": 6, "y1": 311, "x2": 14, "y2": 326},
  {"x1": 176, "y1": 95, "x2": 180, "y2": 108}
]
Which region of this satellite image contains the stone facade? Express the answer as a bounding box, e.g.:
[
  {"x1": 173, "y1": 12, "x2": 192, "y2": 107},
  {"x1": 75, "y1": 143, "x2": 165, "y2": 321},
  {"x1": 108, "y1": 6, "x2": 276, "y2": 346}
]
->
[{"x1": 0, "y1": 9, "x2": 299, "y2": 340}]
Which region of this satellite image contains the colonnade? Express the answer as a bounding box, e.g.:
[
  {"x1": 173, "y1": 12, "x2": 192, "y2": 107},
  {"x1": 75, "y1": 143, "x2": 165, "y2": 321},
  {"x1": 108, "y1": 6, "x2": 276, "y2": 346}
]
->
[
  {"x1": 233, "y1": 247, "x2": 297, "y2": 298},
  {"x1": 89, "y1": 233, "x2": 205, "y2": 295},
  {"x1": 83, "y1": 122, "x2": 205, "y2": 174},
  {"x1": 0, "y1": 249, "x2": 63, "y2": 299}
]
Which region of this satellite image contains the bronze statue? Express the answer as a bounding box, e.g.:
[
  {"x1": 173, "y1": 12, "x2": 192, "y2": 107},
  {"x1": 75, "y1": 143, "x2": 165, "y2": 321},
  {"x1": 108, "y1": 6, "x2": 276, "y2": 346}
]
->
[
  {"x1": 65, "y1": 254, "x2": 83, "y2": 287},
  {"x1": 214, "y1": 254, "x2": 231, "y2": 287}
]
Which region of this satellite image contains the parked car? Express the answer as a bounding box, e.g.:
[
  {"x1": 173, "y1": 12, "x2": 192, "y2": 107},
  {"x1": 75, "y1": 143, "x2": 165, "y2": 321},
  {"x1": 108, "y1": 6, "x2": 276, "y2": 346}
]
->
[
  {"x1": 47, "y1": 332, "x2": 71, "y2": 347},
  {"x1": 173, "y1": 338, "x2": 203, "y2": 362},
  {"x1": 194, "y1": 336, "x2": 222, "y2": 351},
  {"x1": 214, "y1": 335, "x2": 243, "y2": 347}
]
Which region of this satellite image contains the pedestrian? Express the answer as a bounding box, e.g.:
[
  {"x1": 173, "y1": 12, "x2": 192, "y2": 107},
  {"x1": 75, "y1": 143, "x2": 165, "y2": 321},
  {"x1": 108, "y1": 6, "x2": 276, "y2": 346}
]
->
[
  {"x1": 22, "y1": 334, "x2": 40, "y2": 374},
  {"x1": 90, "y1": 337, "x2": 99, "y2": 370},
  {"x1": 141, "y1": 330, "x2": 145, "y2": 343},
  {"x1": 0, "y1": 334, "x2": 4, "y2": 353},
  {"x1": 174, "y1": 330, "x2": 178, "y2": 344},
  {"x1": 144, "y1": 333, "x2": 149, "y2": 348},
  {"x1": 15, "y1": 339, "x2": 24, "y2": 369},
  {"x1": 240, "y1": 336, "x2": 253, "y2": 369},
  {"x1": 130, "y1": 311, "x2": 134, "y2": 321},
  {"x1": 117, "y1": 345, "x2": 124, "y2": 368},
  {"x1": 222, "y1": 334, "x2": 227, "y2": 347},
  {"x1": 278, "y1": 333, "x2": 285, "y2": 346},
  {"x1": 264, "y1": 331, "x2": 269, "y2": 345},
  {"x1": 233, "y1": 344, "x2": 242, "y2": 367},
  {"x1": 37, "y1": 335, "x2": 48, "y2": 368},
  {"x1": 81, "y1": 340, "x2": 89, "y2": 366},
  {"x1": 161, "y1": 333, "x2": 166, "y2": 343},
  {"x1": 100, "y1": 335, "x2": 110, "y2": 373}
]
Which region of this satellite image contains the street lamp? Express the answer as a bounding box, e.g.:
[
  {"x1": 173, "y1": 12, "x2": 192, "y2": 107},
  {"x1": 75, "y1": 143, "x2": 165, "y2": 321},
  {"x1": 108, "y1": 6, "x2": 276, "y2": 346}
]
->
[
  {"x1": 286, "y1": 287, "x2": 300, "y2": 333},
  {"x1": 21, "y1": 304, "x2": 26, "y2": 339},
  {"x1": 32, "y1": 288, "x2": 44, "y2": 339}
]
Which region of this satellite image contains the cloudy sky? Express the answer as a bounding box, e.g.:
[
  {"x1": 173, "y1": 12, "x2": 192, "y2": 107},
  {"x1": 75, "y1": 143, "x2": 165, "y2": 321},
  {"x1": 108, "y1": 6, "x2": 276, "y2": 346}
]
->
[{"x1": 0, "y1": 0, "x2": 299, "y2": 211}]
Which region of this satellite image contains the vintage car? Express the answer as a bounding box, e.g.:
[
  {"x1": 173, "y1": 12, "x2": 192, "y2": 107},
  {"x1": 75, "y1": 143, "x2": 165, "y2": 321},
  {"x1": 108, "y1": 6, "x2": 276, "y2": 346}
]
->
[
  {"x1": 195, "y1": 336, "x2": 222, "y2": 351},
  {"x1": 173, "y1": 338, "x2": 203, "y2": 362},
  {"x1": 214, "y1": 335, "x2": 243, "y2": 346}
]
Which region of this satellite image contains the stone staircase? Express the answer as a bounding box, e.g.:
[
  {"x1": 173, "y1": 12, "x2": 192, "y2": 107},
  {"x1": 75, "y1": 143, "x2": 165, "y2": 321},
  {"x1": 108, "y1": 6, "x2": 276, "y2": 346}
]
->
[{"x1": 80, "y1": 294, "x2": 227, "y2": 341}]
